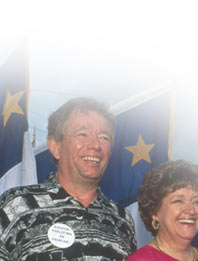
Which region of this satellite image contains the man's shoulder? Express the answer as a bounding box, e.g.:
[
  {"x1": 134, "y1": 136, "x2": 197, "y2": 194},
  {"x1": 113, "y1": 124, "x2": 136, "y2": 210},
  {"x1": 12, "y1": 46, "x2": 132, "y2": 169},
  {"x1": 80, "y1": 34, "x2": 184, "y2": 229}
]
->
[
  {"x1": 0, "y1": 183, "x2": 47, "y2": 233},
  {"x1": 0, "y1": 172, "x2": 57, "y2": 206},
  {"x1": 0, "y1": 177, "x2": 61, "y2": 231},
  {"x1": 100, "y1": 193, "x2": 137, "y2": 252},
  {"x1": 0, "y1": 183, "x2": 45, "y2": 204},
  {"x1": 100, "y1": 192, "x2": 133, "y2": 221}
]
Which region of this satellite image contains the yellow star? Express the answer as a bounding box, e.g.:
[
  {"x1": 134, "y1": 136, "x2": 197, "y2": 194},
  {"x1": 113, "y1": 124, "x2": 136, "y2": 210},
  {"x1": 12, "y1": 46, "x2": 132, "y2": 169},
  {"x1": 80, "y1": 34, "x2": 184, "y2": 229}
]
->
[
  {"x1": 2, "y1": 90, "x2": 25, "y2": 126},
  {"x1": 125, "y1": 135, "x2": 155, "y2": 166}
]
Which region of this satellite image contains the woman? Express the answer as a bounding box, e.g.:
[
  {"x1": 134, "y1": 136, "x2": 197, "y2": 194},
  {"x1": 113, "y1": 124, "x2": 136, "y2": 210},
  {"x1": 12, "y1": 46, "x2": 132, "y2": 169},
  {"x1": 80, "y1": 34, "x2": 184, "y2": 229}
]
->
[{"x1": 127, "y1": 160, "x2": 198, "y2": 261}]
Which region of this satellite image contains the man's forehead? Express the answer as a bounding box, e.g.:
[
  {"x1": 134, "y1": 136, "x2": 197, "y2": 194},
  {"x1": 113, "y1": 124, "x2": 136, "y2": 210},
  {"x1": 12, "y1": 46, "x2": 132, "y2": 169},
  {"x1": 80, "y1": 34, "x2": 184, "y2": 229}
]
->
[
  {"x1": 65, "y1": 111, "x2": 111, "y2": 132},
  {"x1": 68, "y1": 110, "x2": 107, "y2": 122}
]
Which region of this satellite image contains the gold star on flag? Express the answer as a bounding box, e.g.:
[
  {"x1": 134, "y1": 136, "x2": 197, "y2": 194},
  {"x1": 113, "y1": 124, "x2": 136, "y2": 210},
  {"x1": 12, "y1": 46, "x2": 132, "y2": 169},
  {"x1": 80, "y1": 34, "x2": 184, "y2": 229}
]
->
[
  {"x1": 125, "y1": 135, "x2": 155, "y2": 166},
  {"x1": 2, "y1": 90, "x2": 25, "y2": 126}
]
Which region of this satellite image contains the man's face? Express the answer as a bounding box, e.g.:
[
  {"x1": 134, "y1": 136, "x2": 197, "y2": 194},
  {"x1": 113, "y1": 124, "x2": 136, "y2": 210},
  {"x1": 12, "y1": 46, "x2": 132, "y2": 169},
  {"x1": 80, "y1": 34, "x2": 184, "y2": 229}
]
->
[{"x1": 49, "y1": 110, "x2": 113, "y2": 185}]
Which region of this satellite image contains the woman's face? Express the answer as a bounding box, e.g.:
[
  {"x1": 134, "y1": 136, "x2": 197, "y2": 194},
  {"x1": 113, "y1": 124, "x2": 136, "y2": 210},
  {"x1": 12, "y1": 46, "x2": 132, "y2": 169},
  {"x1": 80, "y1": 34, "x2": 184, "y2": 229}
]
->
[{"x1": 153, "y1": 186, "x2": 198, "y2": 243}]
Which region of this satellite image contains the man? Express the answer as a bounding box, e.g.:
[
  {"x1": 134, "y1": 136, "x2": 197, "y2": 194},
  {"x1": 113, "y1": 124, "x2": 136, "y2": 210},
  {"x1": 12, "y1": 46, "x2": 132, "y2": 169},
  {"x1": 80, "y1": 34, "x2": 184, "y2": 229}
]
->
[{"x1": 0, "y1": 97, "x2": 137, "y2": 260}]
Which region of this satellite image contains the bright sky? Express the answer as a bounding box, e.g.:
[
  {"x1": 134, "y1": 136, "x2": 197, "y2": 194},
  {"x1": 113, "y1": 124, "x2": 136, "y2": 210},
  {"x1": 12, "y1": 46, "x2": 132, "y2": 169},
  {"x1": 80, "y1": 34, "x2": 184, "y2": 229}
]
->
[{"x1": 0, "y1": 0, "x2": 198, "y2": 162}]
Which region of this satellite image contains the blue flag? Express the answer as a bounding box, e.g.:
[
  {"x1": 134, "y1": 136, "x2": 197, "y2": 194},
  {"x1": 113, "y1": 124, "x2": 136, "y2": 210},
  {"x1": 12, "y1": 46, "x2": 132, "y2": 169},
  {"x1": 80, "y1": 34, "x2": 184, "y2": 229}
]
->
[
  {"x1": 100, "y1": 88, "x2": 172, "y2": 206},
  {"x1": 34, "y1": 143, "x2": 57, "y2": 183},
  {"x1": 0, "y1": 47, "x2": 37, "y2": 194}
]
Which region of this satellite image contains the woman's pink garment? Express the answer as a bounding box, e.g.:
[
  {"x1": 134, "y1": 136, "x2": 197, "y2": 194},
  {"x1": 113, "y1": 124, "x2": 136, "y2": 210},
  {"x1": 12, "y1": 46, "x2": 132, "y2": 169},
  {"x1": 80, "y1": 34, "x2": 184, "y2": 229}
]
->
[{"x1": 127, "y1": 245, "x2": 198, "y2": 261}]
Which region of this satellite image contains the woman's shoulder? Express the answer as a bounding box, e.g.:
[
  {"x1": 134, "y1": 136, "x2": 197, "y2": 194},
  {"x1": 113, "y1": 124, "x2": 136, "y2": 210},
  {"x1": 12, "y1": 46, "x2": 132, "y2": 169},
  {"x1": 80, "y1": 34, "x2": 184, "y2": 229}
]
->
[
  {"x1": 127, "y1": 244, "x2": 178, "y2": 261},
  {"x1": 127, "y1": 245, "x2": 154, "y2": 260}
]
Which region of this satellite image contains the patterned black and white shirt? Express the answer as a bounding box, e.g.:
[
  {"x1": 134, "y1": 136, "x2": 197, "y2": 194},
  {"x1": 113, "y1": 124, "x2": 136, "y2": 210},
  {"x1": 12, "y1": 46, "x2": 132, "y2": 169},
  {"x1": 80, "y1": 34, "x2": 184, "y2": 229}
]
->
[{"x1": 0, "y1": 172, "x2": 137, "y2": 261}]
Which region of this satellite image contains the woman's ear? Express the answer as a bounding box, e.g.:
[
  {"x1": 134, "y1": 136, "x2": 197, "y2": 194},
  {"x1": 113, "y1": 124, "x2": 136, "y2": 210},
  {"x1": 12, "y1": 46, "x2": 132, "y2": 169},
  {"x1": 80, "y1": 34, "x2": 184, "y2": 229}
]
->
[
  {"x1": 48, "y1": 137, "x2": 60, "y2": 160},
  {"x1": 152, "y1": 214, "x2": 159, "y2": 222}
]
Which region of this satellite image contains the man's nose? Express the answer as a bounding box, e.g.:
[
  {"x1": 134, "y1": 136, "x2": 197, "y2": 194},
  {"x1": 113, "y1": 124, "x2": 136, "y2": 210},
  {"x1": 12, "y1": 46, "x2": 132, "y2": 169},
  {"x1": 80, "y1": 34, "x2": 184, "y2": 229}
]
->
[{"x1": 87, "y1": 135, "x2": 101, "y2": 150}]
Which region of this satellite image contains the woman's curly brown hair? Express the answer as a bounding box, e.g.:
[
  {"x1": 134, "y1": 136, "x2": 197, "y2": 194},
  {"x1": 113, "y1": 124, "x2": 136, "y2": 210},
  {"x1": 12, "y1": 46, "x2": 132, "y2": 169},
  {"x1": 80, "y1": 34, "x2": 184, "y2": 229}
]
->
[{"x1": 138, "y1": 160, "x2": 198, "y2": 236}]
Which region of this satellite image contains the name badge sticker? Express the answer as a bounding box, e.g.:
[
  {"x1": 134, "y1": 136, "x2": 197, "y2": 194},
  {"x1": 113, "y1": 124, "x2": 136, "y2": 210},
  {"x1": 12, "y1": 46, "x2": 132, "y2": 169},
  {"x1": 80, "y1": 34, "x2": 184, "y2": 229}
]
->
[{"x1": 48, "y1": 223, "x2": 75, "y2": 248}]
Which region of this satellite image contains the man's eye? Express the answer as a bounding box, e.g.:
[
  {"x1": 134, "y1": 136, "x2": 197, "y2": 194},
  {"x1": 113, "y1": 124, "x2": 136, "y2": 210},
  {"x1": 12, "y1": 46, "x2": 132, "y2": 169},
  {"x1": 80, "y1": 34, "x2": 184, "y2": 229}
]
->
[
  {"x1": 99, "y1": 136, "x2": 110, "y2": 141},
  {"x1": 192, "y1": 200, "x2": 198, "y2": 205},
  {"x1": 77, "y1": 133, "x2": 87, "y2": 137}
]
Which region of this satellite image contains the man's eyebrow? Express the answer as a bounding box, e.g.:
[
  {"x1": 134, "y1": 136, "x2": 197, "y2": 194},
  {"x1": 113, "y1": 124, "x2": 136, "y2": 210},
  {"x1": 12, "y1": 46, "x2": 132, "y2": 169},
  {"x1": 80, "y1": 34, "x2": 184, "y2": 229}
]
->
[
  {"x1": 99, "y1": 130, "x2": 111, "y2": 136},
  {"x1": 75, "y1": 126, "x2": 87, "y2": 132},
  {"x1": 67, "y1": 126, "x2": 87, "y2": 136}
]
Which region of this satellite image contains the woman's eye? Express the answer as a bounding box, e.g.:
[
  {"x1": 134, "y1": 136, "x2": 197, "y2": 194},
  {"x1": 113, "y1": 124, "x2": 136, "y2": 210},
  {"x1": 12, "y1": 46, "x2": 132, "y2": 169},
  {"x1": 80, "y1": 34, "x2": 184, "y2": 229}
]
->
[
  {"x1": 192, "y1": 200, "x2": 198, "y2": 205},
  {"x1": 172, "y1": 200, "x2": 183, "y2": 204}
]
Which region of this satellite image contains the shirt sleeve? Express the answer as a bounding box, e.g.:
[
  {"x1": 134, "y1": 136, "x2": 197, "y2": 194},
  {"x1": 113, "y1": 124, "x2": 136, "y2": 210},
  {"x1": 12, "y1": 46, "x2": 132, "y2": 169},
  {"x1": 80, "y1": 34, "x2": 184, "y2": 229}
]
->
[{"x1": 125, "y1": 207, "x2": 137, "y2": 253}]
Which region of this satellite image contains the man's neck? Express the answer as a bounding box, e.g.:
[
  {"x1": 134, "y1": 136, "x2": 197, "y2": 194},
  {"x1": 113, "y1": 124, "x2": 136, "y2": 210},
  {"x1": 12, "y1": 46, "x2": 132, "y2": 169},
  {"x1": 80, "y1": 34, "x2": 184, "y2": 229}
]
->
[{"x1": 57, "y1": 173, "x2": 99, "y2": 207}]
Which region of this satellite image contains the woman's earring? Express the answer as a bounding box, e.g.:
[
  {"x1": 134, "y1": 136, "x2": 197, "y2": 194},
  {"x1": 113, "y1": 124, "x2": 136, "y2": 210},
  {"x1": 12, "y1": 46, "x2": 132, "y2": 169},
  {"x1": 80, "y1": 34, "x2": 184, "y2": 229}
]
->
[{"x1": 152, "y1": 219, "x2": 159, "y2": 230}]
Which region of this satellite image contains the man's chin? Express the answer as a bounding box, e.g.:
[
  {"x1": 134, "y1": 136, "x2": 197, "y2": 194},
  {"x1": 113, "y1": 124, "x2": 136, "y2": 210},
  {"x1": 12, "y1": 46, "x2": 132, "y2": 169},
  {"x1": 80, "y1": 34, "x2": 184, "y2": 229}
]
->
[{"x1": 81, "y1": 173, "x2": 103, "y2": 182}]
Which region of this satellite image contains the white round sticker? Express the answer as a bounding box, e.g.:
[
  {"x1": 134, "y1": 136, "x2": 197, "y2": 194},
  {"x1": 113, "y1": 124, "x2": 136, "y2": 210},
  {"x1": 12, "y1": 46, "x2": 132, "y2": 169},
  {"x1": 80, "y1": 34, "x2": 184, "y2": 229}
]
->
[{"x1": 48, "y1": 223, "x2": 75, "y2": 248}]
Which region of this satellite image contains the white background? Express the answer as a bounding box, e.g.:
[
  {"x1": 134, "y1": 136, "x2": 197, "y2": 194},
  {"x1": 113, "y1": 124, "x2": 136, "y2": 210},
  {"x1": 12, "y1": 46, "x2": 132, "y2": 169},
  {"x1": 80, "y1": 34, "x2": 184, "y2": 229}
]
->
[{"x1": 0, "y1": 0, "x2": 198, "y2": 162}]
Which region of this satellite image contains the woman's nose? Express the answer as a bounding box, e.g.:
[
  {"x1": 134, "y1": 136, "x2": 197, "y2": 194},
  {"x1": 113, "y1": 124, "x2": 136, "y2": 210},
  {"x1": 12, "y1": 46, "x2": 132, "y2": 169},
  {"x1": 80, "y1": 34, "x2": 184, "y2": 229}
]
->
[{"x1": 184, "y1": 202, "x2": 196, "y2": 214}]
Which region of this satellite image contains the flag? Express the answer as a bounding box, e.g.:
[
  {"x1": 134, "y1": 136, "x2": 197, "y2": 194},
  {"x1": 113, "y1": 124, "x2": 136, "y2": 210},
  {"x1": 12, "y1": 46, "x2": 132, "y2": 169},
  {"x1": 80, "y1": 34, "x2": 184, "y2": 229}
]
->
[
  {"x1": 34, "y1": 143, "x2": 57, "y2": 183},
  {"x1": 0, "y1": 47, "x2": 37, "y2": 195},
  {"x1": 100, "y1": 87, "x2": 173, "y2": 247}
]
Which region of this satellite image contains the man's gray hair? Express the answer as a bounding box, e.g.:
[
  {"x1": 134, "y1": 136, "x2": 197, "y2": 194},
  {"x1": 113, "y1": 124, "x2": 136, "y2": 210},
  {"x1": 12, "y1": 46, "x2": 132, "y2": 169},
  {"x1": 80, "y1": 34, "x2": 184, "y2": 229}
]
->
[{"x1": 47, "y1": 97, "x2": 115, "y2": 160}]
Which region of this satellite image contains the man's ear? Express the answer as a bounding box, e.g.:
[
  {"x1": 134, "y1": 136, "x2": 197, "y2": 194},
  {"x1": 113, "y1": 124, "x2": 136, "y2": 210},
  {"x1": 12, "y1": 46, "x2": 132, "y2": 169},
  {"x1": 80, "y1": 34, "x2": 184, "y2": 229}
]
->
[{"x1": 48, "y1": 138, "x2": 60, "y2": 160}]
